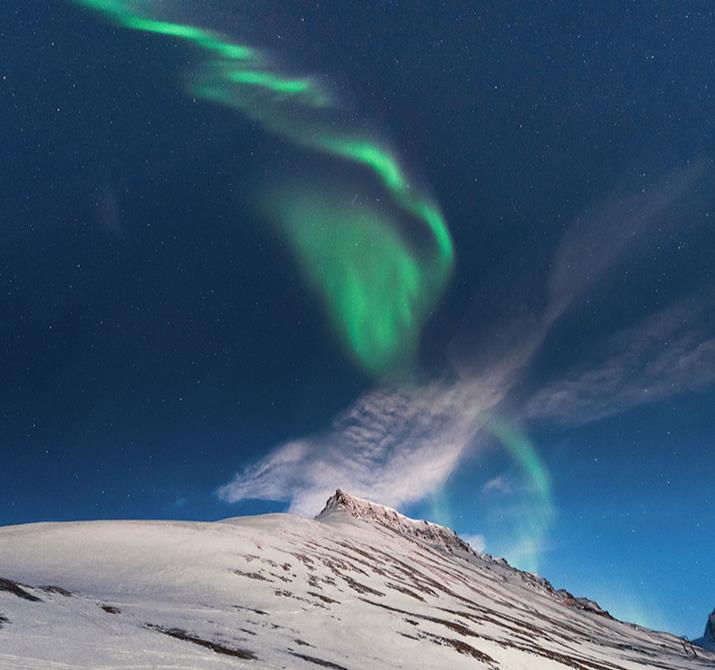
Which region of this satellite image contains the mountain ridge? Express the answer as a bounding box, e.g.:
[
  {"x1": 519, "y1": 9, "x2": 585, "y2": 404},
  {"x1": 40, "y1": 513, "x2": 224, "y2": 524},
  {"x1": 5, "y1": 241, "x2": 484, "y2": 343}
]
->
[
  {"x1": 0, "y1": 492, "x2": 712, "y2": 669},
  {"x1": 316, "y1": 489, "x2": 614, "y2": 620},
  {"x1": 315, "y1": 489, "x2": 474, "y2": 555}
]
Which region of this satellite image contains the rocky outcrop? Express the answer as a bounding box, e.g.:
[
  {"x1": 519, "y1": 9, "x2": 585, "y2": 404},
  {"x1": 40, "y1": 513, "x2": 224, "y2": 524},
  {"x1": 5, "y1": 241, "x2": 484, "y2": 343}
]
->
[
  {"x1": 316, "y1": 489, "x2": 473, "y2": 555},
  {"x1": 694, "y1": 608, "x2": 715, "y2": 651}
]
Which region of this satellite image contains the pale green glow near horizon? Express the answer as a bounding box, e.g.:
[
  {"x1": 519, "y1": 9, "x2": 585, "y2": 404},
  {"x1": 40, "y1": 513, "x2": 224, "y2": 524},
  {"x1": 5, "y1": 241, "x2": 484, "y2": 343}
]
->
[
  {"x1": 487, "y1": 419, "x2": 554, "y2": 574},
  {"x1": 71, "y1": 0, "x2": 455, "y2": 374}
]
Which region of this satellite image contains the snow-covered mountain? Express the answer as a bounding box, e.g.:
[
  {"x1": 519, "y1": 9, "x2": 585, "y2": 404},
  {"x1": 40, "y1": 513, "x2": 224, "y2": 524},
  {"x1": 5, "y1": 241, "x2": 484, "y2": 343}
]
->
[
  {"x1": 694, "y1": 608, "x2": 715, "y2": 651},
  {"x1": 316, "y1": 489, "x2": 474, "y2": 555},
  {"x1": 0, "y1": 490, "x2": 711, "y2": 669}
]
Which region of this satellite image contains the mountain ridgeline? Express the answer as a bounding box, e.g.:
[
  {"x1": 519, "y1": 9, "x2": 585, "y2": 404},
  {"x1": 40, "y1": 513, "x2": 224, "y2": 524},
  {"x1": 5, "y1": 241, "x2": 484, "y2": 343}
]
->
[{"x1": 0, "y1": 490, "x2": 712, "y2": 669}]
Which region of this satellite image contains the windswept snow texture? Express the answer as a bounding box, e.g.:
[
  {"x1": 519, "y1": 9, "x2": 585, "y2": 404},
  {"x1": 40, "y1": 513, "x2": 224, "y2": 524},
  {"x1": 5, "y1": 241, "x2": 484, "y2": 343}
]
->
[{"x1": 0, "y1": 491, "x2": 712, "y2": 669}]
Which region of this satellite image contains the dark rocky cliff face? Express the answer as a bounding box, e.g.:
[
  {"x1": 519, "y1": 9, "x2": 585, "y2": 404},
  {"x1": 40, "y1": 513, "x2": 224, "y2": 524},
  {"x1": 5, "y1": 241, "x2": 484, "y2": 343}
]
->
[{"x1": 694, "y1": 609, "x2": 715, "y2": 651}]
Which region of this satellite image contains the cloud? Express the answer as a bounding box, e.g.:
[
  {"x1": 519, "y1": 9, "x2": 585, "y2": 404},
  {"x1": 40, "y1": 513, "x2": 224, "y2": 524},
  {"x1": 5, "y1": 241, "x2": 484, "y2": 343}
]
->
[
  {"x1": 524, "y1": 298, "x2": 715, "y2": 426},
  {"x1": 460, "y1": 533, "x2": 486, "y2": 553},
  {"x1": 482, "y1": 475, "x2": 513, "y2": 495},
  {"x1": 449, "y1": 161, "x2": 707, "y2": 393},
  {"x1": 546, "y1": 160, "x2": 707, "y2": 322},
  {"x1": 218, "y1": 161, "x2": 712, "y2": 518},
  {"x1": 218, "y1": 380, "x2": 505, "y2": 515},
  {"x1": 96, "y1": 183, "x2": 123, "y2": 238}
]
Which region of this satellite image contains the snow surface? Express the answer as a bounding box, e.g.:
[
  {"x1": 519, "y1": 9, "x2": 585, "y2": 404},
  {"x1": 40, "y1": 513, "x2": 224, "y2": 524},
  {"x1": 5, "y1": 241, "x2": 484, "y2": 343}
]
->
[{"x1": 0, "y1": 490, "x2": 712, "y2": 669}]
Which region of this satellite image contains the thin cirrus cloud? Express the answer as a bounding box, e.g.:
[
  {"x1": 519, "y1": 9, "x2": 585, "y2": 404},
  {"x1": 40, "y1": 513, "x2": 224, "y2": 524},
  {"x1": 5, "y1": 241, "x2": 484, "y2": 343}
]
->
[
  {"x1": 523, "y1": 298, "x2": 715, "y2": 427},
  {"x1": 482, "y1": 475, "x2": 513, "y2": 495},
  {"x1": 545, "y1": 160, "x2": 707, "y2": 323},
  {"x1": 218, "y1": 160, "x2": 713, "y2": 516}
]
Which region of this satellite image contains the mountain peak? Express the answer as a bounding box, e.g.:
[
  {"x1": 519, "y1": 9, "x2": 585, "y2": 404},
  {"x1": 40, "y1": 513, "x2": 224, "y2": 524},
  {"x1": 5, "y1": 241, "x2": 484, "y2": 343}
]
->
[
  {"x1": 315, "y1": 489, "x2": 474, "y2": 555},
  {"x1": 695, "y1": 608, "x2": 715, "y2": 651}
]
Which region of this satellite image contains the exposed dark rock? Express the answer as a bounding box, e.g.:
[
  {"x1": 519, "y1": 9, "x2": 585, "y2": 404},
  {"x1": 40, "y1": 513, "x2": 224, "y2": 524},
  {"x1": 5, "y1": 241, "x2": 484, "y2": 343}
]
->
[
  {"x1": 145, "y1": 624, "x2": 257, "y2": 660},
  {"x1": 288, "y1": 651, "x2": 349, "y2": 669},
  {"x1": 0, "y1": 577, "x2": 42, "y2": 602}
]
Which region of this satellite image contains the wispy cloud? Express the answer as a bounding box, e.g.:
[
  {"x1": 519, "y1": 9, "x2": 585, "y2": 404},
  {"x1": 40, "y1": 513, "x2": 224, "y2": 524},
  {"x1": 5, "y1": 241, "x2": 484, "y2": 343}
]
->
[
  {"x1": 482, "y1": 475, "x2": 513, "y2": 495},
  {"x1": 218, "y1": 160, "x2": 712, "y2": 518},
  {"x1": 219, "y1": 381, "x2": 504, "y2": 515},
  {"x1": 524, "y1": 298, "x2": 715, "y2": 426},
  {"x1": 460, "y1": 533, "x2": 486, "y2": 553},
  {"x1": 546, "y1": 160, "x2": 707, "y2": 322}
]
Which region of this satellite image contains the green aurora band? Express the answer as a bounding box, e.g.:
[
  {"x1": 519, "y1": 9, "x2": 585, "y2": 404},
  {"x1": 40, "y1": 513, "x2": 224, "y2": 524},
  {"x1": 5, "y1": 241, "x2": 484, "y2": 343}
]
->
[
  {"x1": 71, "y1": 0, "x2": 454, "y2": 374},
  {"x1": 266, "y1": 190, "x2": 426, "y2": 371},
  {"x1": 425, "y1": 419, "x2": 553, "y2": 573},
  {"x1": 487, "y1": 419, "x2": 554, "y2": 573}
]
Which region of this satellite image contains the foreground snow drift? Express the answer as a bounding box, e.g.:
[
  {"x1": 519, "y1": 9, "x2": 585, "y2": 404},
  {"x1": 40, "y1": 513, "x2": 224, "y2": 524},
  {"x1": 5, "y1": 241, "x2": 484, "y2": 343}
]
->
[{"x1": 0, "y1": 491, "x2": 711, "y2": 669}]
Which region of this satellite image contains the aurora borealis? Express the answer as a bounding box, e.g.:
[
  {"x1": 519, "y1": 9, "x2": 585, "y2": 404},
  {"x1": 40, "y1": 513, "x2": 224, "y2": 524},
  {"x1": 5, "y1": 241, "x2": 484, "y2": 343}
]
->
[
  {"x1": 71, "y1": 0, "x2": 454, "y2": 375},
  {"x1": 4, "y1": 0, "x2": 715, "y2": 641},
  {"x1": 266, "y1": 188, "x2": 429, "y2": 373}
]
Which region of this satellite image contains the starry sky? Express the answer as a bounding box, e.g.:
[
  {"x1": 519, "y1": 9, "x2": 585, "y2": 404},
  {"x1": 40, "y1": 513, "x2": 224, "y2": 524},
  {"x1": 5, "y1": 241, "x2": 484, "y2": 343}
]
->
[{"x1": 2, "y1": 1, "x2": 714, "y2": 638}]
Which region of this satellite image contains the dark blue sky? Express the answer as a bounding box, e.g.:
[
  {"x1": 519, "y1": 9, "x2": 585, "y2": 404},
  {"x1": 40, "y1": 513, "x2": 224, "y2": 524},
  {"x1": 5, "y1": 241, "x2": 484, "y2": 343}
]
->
[{"x1": 2, "y1": 1, "x2": 714, "y2": 637}]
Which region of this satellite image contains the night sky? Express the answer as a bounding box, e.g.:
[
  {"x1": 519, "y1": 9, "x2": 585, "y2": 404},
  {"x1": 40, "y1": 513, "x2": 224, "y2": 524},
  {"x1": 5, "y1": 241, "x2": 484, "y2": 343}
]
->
[{"x1": 2, "y1": 1, "x2": 714, "y2": 638}]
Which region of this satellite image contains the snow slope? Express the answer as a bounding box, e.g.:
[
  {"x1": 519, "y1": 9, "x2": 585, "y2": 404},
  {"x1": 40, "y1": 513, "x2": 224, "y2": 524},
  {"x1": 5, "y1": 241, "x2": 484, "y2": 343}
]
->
[{"x1": 0, "y1": 490, "x2": 711, "y2": 669}]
